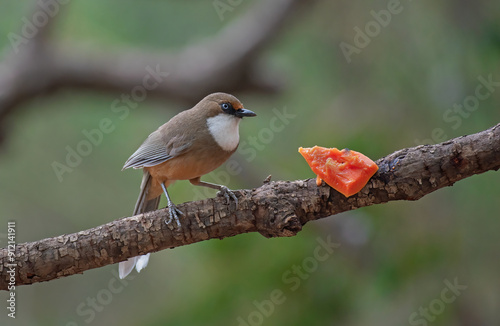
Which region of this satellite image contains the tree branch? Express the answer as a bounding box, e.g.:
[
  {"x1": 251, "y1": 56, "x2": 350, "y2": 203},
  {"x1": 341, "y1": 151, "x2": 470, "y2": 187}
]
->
[
  {"x1": 0, "y1": 0, "x2": 304, "y2": 133},
  {"x1": 1, "y1": 123, "x2": 499, "y2": 289}
]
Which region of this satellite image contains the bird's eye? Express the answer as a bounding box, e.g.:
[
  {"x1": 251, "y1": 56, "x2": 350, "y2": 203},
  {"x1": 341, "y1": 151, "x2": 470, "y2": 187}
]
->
[{"x1": 221, "y1": 103, "x2": 233, "y2": 112}]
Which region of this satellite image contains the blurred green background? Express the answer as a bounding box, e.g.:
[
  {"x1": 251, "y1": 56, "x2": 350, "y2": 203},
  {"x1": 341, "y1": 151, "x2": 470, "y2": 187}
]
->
[{"x1": 1, "y1": 1, "x2": 500, "y2": 325}]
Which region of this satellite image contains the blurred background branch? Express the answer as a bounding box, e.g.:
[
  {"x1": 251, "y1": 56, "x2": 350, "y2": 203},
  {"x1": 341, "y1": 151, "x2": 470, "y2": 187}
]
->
[{"x1": 0, "y1": 0, "x2": 305, "y2": 142}]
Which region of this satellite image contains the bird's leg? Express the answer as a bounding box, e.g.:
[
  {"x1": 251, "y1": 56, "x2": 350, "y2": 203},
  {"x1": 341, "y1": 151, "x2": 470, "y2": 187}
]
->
[
  {"x1": 161, "y1": 182, "x2": 182, "y2": 228},
  {"x1": 195, "y1": 181, "x2": 238, "y2": 207}
]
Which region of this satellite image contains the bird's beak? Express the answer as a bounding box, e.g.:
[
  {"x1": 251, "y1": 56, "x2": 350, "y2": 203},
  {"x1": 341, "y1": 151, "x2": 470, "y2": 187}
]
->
[{"x1": 235, "y1": 108, "x2": 257, "y2": 118}]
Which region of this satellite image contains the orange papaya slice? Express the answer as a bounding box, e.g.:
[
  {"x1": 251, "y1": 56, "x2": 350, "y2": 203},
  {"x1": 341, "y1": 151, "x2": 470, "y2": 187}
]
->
[{"x1": 299, "y1": 146, "x2": 378, "y2": 197}]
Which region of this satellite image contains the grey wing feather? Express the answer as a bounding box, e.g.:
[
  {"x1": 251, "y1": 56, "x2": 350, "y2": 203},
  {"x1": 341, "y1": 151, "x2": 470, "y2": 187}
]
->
[{"x1": 122, "y1": 131, "x2": 191, "y2": 170}]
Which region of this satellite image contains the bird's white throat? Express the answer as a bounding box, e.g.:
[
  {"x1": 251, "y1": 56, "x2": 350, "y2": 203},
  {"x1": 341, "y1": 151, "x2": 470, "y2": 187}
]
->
[{"x1": 207, "y1": 114, "x2": 241, "y2": 151}]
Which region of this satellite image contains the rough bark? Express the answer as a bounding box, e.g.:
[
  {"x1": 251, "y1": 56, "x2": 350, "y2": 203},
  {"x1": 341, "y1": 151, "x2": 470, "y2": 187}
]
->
[{"x1": 1, "y1": 123, "x2": 499, "y2": 290}]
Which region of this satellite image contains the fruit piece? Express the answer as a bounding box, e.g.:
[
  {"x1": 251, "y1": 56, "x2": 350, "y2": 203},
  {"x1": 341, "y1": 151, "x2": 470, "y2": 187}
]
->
[{"x1": 299, "y1": 146, "x2": 378, "y2": 197}]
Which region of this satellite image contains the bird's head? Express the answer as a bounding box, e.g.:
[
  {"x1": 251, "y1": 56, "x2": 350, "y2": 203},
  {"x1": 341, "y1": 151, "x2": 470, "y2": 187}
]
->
[
  {"x1": 202, "y1": 92, "x2": 256, "y2": 119},
  {"x1": 199, "y1": 92, "x2": 256, "y2": 152}
]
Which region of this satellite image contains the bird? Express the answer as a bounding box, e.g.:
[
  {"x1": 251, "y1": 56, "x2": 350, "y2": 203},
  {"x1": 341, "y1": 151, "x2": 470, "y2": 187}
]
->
[{"x1": 118, "y1": 92, "x2": 256, "y2": 279}]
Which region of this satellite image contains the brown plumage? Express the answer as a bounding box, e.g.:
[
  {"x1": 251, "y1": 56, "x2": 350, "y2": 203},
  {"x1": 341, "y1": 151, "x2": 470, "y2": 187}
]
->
[{"x1": 119, "y1": 92, "x2": 256, "y2": 279}]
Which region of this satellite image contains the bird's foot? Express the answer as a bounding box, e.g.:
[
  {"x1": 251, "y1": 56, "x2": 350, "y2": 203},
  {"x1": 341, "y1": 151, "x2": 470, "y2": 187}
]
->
[
  {"x1": 217, "y1": 186, "x2": 238, "y2": 207},
  {"x1": 165, "y1": 203, "x2": 183, "y2": 228}
]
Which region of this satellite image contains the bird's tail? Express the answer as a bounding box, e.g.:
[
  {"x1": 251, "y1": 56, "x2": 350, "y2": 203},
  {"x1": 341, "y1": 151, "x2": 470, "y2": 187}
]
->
[{"x1": 119, "y1": 170, "x2": 161, "y2": 279}]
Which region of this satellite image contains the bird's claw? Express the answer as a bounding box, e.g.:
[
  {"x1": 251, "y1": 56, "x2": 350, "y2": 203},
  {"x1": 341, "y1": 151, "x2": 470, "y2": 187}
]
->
[
  {"x1": 217, "y1": 186, "x2": 238, "y2": 207},
  {"x1": 165, "y1": 203, "x2": 183, "y2": 228}
]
